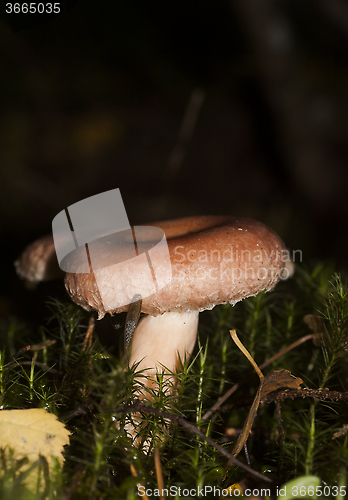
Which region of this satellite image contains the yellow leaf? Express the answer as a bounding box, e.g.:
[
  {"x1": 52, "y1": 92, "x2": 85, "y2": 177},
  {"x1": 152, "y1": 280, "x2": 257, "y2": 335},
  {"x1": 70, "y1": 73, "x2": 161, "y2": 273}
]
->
[
  {"x1": 0, "y1": 408, "x2": 70, "y2": 492},
  {"x1": 223, "y1": 483, "x2": 244, "y2": 495}
]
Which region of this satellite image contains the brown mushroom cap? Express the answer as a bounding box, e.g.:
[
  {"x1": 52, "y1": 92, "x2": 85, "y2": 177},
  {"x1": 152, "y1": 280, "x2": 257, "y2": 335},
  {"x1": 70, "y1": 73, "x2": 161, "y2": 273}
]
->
[
  {"x1": 15, "y1": 235, "x2": 63, "y2": 287},
  {"x1": 64, "y1": 215, "x2": 287, "y2": 318}
]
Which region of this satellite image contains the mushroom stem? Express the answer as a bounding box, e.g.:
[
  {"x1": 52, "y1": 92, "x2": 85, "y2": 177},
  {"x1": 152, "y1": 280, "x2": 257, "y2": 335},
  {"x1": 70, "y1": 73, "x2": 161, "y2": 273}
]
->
[{"x1": 129, "y1": 311, "x2": 199, "y2": 395}]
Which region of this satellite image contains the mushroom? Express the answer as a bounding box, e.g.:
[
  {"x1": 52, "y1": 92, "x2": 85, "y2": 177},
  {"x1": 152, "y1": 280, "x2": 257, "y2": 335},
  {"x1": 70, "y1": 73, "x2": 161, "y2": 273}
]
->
[
  {"x1": 16, "y1": 215, "x2": 290, "y2": 397},
  {"x1": 14, "y1": 235, "x2": 63, "y2": 288}
]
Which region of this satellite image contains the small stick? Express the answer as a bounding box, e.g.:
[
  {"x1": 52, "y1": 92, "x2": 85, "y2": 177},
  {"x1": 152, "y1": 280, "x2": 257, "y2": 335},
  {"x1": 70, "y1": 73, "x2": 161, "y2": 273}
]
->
[
  {"x1": 275, "y1": 401, "x2": 284, "y2": 449},
  {"x1": 229, "y1": 330, "x2": 265, "y2": 457},
  {"x1": 130, "y1": 464, "x2": 150, "y2": 500},
  {"x1": 162, "y1": 88, "x2": 205, "y2": 182},
  {"x1": 262, "y1": 387, "x2": 348, "y2": 404},
  {"x1": 12, "y1": 339, "x2": 56, "y2": 360},
  {"x1": 230, "y1": 330, "x2": 264, "y2": 381},
  {"x1": 83, "y1": 316, "x2": 95, "y2": 353},
  {"x1": 154, "y1": 448, "x2": 165, "y2": 500}
]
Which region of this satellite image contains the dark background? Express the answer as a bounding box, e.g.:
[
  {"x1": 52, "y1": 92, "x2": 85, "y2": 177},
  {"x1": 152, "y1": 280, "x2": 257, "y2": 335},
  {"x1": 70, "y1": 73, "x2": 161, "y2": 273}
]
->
[{"x1": 1, "y1": 0, "x2": 348, "y2": 326}]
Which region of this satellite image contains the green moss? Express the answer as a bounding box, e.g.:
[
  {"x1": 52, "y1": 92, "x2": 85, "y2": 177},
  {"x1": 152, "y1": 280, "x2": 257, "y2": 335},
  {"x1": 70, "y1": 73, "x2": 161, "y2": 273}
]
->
[{"x1": 0, "y1": 263, "x2": 347, "y2": 499}]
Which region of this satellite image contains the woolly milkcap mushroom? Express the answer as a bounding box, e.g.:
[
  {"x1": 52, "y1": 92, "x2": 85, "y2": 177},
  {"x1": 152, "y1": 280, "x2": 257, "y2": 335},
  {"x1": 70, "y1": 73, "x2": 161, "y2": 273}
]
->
[
  {"x1": 16, "y1": 216, "x2": 291, "y2": 394},
  {"x1": 14, "y1": 235, "x2": 63, "y2": 288},
  {"x1": 62, "y1": 215, "x2": 289, "y2": 392}
]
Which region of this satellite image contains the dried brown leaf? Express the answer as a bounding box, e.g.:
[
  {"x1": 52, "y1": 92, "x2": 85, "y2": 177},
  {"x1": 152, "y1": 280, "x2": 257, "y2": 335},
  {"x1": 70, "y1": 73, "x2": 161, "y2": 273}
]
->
[{"x1": 261, "y1": 370, "x2": 303, "y2": 398}]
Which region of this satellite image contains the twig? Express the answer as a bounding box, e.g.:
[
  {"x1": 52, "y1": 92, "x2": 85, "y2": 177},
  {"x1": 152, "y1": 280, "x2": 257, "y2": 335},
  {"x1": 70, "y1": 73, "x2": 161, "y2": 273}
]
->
[
  {"x1": 61, "y1": 403, "x2": 91, "y2": 422},
  {"x1": 154, "y1": 448, "x2": 165, "y2": 500},
  {"x1": 5, "y1": 360, "x2": 62, "y2": 375},
  {"x1": 216, "y1": 384, "x2": 344, "y2": 413},
  {"x1": 162, "y1": 88, "x2": 205, "y2": 182},
  {"x1": 229, "y1": 330, "x2": 264, "y2": 456},
  {"x1": 230, "y1": 330, "x2": 264, "y2": 381},
  {"x1": 117, "y1": 400, "x2": 273, "y2": 484},
  {"x1": 261, "y1": 387, "x2": 348, "y2": 404},
  {"x1": 275, "y1": 400, "x2": 284, "y2": 449},
  {"x1": 130, "y1": 464, "x2": 150, "y2": 500},
  {"x1": 12, "y1": 339, "x2": 56, "y2": 360},
  {"x1": 83, "y1": 316, "x2": 95, "y2": 353}
]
